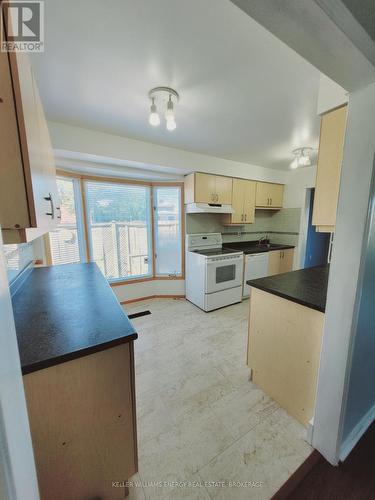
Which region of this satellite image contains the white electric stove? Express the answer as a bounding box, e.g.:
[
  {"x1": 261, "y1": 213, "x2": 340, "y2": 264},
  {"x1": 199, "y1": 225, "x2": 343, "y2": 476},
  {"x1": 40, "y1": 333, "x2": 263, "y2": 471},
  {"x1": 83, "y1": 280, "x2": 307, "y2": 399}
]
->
[{"x1": 185, "y1": 233, "x2": 244, "y2": 311}]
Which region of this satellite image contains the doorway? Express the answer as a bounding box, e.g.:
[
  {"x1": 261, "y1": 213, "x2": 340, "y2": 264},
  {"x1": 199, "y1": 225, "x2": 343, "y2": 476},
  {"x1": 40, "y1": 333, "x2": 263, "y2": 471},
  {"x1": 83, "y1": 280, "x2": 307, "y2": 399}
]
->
[{"x1": 304, "y1": 188, "x2": 330, "y2": 268}]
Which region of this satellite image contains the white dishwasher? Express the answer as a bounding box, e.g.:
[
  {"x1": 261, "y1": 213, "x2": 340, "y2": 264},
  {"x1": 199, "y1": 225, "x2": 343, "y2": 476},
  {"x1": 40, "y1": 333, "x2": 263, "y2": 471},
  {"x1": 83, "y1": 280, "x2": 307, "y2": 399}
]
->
[{"x1": 243, "y1": 252, "x2": 269, "y2": 298}]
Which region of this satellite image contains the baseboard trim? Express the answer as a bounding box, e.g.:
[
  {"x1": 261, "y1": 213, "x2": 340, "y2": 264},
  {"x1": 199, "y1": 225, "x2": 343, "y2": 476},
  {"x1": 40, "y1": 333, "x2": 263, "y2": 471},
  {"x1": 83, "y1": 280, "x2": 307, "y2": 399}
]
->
[
  {"x1": 339, "y1": 401, "x2": 375, "y2": 462},
  {"x1": 121, "y1": 295, "x2": 185, "y2": 305}
]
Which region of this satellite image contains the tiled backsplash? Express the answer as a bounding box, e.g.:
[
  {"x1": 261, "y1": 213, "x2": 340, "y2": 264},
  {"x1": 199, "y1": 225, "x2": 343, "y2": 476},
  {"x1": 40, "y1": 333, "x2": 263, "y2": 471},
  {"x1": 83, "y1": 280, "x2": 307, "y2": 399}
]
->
[
  {"x1": 3, "y1": 243, "x2": 34, "y2": 283},
  {"x1": 186, "y1": 208, "x2": 301, "y2": 246}
]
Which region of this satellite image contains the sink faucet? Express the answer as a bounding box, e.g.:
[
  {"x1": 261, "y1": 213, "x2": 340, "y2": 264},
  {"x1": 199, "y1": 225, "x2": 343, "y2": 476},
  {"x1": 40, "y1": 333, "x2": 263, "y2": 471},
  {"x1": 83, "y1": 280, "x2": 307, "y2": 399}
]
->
[{"x1": 258, "y1": 235, "x2": 268, "y2": 246}]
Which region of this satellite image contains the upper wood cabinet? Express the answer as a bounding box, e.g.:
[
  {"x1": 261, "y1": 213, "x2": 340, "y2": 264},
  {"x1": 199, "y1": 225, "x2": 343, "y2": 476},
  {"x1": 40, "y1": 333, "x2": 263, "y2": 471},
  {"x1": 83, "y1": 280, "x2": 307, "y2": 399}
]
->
[
  {"x1": 184, "y1": 172, "x2": 232, "y2": 205},
  {"x1": 223, "y1": 178, "x2": 256, "y2": 225},
  {"x1": 312, "y1": 105, "x2": 347, "y2": 233},
  {"x1": 0, "y1": 29, "x2": 59, "y2": 244},
  {"x1": 255, "y1": 182, "x2": 284, "y2": 209}
]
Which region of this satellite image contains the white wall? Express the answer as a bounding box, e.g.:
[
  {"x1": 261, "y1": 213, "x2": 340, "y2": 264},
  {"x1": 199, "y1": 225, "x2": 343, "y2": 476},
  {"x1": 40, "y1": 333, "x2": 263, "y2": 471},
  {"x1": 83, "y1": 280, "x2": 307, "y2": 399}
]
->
[
  {"x1": 0, "y1": 237, "x2": 39, "y2": 500},
  {"x1": 112, "y1": 279, "x2": 185, "y2": 303},
  {"x1": 313, "y1": 81, "x2": 375, "y2": 464},
  {"x1": 317, "y1": 74, "x2": 348, "y2": 115},
  {"x1": 48, "y1": 121, "x2": 288, "y2": 184},
  {"x1": 341, "y1": 170, "x2": 375, "y2": 457}
]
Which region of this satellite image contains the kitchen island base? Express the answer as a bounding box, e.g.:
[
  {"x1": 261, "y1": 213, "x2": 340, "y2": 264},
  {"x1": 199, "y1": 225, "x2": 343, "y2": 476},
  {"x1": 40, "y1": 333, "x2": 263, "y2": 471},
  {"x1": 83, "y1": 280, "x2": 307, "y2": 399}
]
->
[
  {"x1": 23, "y1": 342, "x2": 137, "y2": 500},
  {"x1": 247, "y1": 288, "x2": 324, "y2": 426}
]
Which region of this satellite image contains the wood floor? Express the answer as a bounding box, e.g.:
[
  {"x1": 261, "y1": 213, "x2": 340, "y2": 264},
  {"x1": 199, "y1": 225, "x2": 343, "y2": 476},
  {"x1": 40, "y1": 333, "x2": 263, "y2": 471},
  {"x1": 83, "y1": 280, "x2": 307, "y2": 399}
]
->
[{"x1": 273, "y1": 421, "x2": 375, "y2": 500}]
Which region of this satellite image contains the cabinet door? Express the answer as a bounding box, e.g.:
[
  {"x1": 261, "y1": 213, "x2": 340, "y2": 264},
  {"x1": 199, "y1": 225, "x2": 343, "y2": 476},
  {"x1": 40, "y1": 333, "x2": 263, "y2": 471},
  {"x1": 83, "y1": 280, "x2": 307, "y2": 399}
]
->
[
  {"x1": 312, "y1": 106, "x2": 347, "y2": 230},
  {"x1": 231, "y1": 178, "x2": 245, "y2": 223},
  {"x1": 255, "y1": 182, "x2": 270, "y2": 207},
  {"x1": 0, "y1": 48, "x2": 30, "y2": 229},
  {"x1": 267, "y1": 250, "x2": 281, "y2": 276},
  {"x1": 215, "y1": 176, "x2": 232, "y2": 205},
  {"x1": 195, "y1": 173, "x2": 216, "y2": 203},
  {"x1": 268, "y1": 184, "x2": 284, "y2": 208},
  {"x1": 14, "y1": 52, "x2": 59, "y2": 232},
  {"x1": 243, "y1": 180, "x2": 256, "y2": 223},
  {"x1": 279, "y1": 249, "x2": 294, "y2": 273}
]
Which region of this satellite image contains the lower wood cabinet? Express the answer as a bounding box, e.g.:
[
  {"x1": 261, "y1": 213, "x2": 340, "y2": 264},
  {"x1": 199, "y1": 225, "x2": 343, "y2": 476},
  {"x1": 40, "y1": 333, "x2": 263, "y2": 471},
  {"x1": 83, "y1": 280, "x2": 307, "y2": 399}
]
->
[
  {"x1": 23, "y1": 343, "x2": 137, "y2": 500},
  {"x1": 247, "y1": 288, "x2": 324, "y2": 426},
  {"x1": 267, "y1": 248, "x2": 294, "y2": 276}
]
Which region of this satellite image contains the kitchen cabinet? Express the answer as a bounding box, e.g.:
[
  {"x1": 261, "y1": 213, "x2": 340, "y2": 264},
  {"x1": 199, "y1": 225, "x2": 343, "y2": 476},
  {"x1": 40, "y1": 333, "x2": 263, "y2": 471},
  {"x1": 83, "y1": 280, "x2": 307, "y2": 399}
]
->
[
  {"x1": 248, "y1": 287, "x2": 324, "y2": 426},
  {"x1": 312, "y1": 105, "x2": 347, "y2": 233},
  {"x1": 267, "y1": 248, "x2": 294, "y2": 276},
  {"x1": 0, "y1": 28, "x2": 59, "y2": 244},
  {"x1": 223, "y1": 178, "x2": 256, "y2": 224},
  {"x1": 184, "y1": 172, "x2": 232, "y2": 205},
  {"x1": 255, "y1": 182, "x2": 284, "y2": 209},
  {"x1": 13, "y1": 263, "x2": 138, "y2": 500}
]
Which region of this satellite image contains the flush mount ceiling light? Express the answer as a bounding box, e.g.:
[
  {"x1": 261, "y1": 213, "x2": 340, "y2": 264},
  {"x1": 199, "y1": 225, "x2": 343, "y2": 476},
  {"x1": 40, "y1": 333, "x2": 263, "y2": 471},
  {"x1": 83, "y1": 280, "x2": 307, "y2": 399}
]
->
[
  {"x1": 290, "y1": 147, "x2": 314, "y2": 169},
  {"x1": 148, "y1": 87, "x2": 179, "y2": 131}
]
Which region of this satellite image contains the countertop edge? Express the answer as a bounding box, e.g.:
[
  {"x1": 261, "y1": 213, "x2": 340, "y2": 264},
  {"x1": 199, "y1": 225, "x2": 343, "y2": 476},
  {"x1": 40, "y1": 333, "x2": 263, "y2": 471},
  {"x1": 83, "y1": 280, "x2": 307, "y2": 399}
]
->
[
  {"x1": 248, "y1": 282, "x2": 325, "y2": 313},
  {"x1": 21, "y1": 332, "x2": 138, "y2": 375}
]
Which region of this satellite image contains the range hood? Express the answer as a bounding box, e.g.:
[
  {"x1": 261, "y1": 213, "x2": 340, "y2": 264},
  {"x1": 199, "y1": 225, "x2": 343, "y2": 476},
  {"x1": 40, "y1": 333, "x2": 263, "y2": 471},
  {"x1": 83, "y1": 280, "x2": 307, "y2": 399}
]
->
[{"x1": 185, "y1": 203, "x2": 235, "y2": 214}]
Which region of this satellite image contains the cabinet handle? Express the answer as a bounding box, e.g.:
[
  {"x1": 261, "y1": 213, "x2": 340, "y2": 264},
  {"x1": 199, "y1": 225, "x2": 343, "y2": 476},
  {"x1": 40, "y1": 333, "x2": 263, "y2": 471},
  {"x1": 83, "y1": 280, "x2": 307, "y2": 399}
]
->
[
  {"x1": 216, "y1": 194, "x2": 219, "y2": 202},
  {"x1": 267, "y1": 198, "x2": 269, "y2": 206},
  {"x1": 44, "y1": 193, "x2": 55, "y2": 219},
  {"x1": 244, "y1": 214, "x2": 247, "y2": 221},
  {"x1": 270, "y1": 198, "x2": 273, "y2": 206}
]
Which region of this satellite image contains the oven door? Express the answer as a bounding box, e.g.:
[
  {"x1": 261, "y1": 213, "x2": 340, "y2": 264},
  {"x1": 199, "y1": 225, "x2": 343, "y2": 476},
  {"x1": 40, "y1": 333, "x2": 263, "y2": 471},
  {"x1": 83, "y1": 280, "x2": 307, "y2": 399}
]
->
[{"x1": 206, "y1": 255, "x2": 243, "y2": 293}]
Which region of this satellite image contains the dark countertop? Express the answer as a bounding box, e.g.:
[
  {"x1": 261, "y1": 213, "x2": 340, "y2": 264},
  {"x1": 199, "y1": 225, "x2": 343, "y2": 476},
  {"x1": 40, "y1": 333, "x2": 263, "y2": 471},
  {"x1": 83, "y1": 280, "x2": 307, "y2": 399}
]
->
[
  {"x1": 247, "y1": 265, "x2": 329, "y2": 312},
  {"x1": 223, "y1": 240, "x2": 295, "y2": 255},
  {"x1": 12, "y1": 263, "x2": 138, "y2": 375}
]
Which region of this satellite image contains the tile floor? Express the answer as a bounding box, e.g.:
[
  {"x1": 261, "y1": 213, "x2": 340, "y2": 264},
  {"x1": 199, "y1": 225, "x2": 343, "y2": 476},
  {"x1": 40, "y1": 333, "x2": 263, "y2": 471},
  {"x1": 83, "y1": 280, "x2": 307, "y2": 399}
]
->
[{"x1": 122, "y1": 298, "x2": 312, "y2": 500}]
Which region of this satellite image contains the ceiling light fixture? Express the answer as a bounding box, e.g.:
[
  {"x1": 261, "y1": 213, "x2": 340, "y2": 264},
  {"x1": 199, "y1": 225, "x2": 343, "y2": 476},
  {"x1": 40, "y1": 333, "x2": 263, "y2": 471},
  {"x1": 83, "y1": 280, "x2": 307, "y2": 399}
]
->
[
  {"x1": 290, "y1": 147, "x2": 313, "y2": 169},
  {"x1": 148, "y1": 87, "x2": 179, "y2": 131},
  {"x1": 149, "y1": 97, "x2": 160, "y2": 126}
]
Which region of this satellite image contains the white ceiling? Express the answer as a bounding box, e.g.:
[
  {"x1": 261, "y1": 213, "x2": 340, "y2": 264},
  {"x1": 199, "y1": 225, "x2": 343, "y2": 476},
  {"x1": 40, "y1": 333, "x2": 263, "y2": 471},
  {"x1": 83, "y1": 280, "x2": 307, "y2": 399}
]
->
[{"x1": 31, "y1": 0, "x2": 321, "y2": 170}]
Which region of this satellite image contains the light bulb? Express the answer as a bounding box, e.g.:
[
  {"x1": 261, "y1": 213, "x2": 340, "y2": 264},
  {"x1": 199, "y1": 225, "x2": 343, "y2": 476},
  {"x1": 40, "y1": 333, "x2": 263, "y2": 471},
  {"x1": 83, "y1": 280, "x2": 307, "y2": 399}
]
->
[
  {"x1": 149, "y1": 98, "x2": 160, "y2": 126},
  {"x1": 290, "y1": 158, "x2": 299, "y2": 169},
  {"x1": 165, "y1": 94, "x2": 175, "y2": 121},
  {"x1": 166, "y1": 118, "x2": 177, "y2": 131},
  {"x1": 299, "y1": 155, "x2": 311, "y2": 166}
]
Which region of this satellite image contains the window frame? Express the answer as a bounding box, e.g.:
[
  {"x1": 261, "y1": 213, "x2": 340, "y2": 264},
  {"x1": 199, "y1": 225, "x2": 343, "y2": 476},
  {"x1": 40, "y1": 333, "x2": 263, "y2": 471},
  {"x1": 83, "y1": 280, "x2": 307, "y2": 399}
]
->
[
  {"x1": 45, "y1": 175, "x2": 87, "y2": 266},
  {"x1": 83, "y1": 178, "x2": 154, "y2": 283},
  {"x1": 52, "y1": 170, "x2": 185, "y2": 285},
  {"x1": 152, "y1": 184, "x2": 183, "y2": 278}
]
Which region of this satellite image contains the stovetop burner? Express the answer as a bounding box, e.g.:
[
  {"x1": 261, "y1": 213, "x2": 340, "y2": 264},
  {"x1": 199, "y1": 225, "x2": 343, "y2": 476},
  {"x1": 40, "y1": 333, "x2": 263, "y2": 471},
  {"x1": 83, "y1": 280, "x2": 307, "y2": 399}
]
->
[{"x1": 192, "y1": 248, "x2": 240, "y2": 256}]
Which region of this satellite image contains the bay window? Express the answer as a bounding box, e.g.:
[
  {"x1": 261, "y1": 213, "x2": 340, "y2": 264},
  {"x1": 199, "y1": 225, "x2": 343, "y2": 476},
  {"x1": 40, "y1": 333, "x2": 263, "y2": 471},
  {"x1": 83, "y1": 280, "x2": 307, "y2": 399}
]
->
[
  {"x1": 48, "y1": 177, "x2": 86, "y2": 265},
  {"x1": 47, "y1": 174, "x2": 184, "y2": 283},
  {"x1": 154, "y1": 186, "x2": 182, "y2": 277},
  {"x1": 84, "y1": 181, "x2": 153, "y2": 281}
]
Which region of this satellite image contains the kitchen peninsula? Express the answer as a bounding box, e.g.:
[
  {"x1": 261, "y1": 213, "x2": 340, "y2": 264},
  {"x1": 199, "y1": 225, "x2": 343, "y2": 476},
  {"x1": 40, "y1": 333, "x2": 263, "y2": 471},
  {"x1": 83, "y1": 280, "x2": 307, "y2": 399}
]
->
[
  {"x1": 247, "y1": 265, "x2": 329, "y2": 426},
  {"x1": 12, "y1": 262, "x2": 138, "y2": 500}
]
